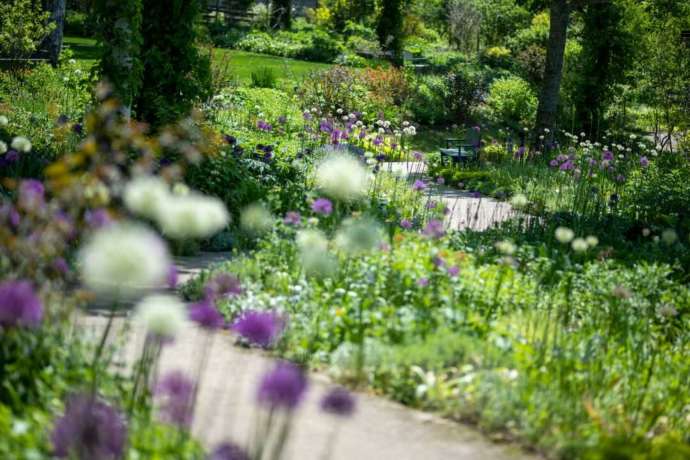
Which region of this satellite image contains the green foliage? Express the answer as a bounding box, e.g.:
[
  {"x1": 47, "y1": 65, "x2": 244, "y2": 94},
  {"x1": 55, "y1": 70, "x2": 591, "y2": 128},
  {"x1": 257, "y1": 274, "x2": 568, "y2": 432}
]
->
[
  {"x1": 485, "y1": 76, "x2": 537, "y2": 128},
  {"x1": 94, "y1": 0, "x2": 143, "y2": 107},
  {"x1": 135, "y1": 0, "x2": 212, "y2": 127},
  {"x1": 236, "y1": 29, "x2": 344, "y2": 63},
  {"x1": 250, "y1": 66, "x2": 277, "y2": 88},
  {"x1": 445, "y1": 64, "x2": 485, "y2": 124},
  {"x1": 406, "y1": 75, "x2": 449, "y2": 125},
  {"x1": 63, "y1": 10, "x2": 96, "y2": 37},
  {"x1": 0, "y1": 0, "x2": 55, "y2": 60}
]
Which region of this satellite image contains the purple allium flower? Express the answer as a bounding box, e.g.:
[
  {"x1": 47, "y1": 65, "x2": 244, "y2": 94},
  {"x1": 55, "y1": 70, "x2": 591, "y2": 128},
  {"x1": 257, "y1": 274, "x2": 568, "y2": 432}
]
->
[
  {"x1": 602, "y1": 150, "x2": 613, "y2": 161},
  {"x1": 559, "y1": 160, "x2": 574, "y2": 171},
  {"x1": 51, "y1": 394, "x2": 126, "y2": 460},
  {"x1": 223, "y1": 134, "x2": 237, "y2": 145},
  {"x1": 422, "y1": 219, "x2": 445, "y2": 239},
  {"x1": 640, "y1": 156, "x2": 649, "y2": 167},
  {"x1": 4, "y1": 149, "x2": 19, "y2": 163},
  {"x1": 413, "y1": 151, "x2": 424, "y2": 161},
  {"x1": 57, "y1": 114, "x2": 69, "y2": 126},
  {"x1": 432, "y1": 256, "x2": 445, "y2": 267},
  {"x1": 85, "y1": 208, "x2": 111, "y2": 229},
  {"x1": 375, "y1": 153, "x2": 387, "y2": 162},
  {"x1": 232, "y1": 310, "x2": 284, "y2": 348},
  {"x1": 549, "y1": 159, "x2": 559, "y2": 168},
  {"x1": 209, "y1": 442, "x2": 250, "y2": 460},
  {"x1": 167, "y1": 266, "x2": 178, "y2": 289},
  {"x1": 616, "y1": 174, "x2": 626, "y2": 183},
  {"x1": 312, "y1": 198, "x2": 333, "y2": 216},
  {"x1": 283, "y1": 211, "x2": 301, "y2": 226},
  {"x1": 358, "y1": 129, "x2": 366, "y2": 139},
  {"x1": 204, "y1": 273, "x2": 243, "y2": 299},
  {"x1": 436, "y1": 177, "x2": 445, "y2": 185},
  {"x1": 18, "y1": 179, "x2": 45, "y2": 211},
  {"x1": 72, "y1": 123, "x2": 83, "y2": 135},
  {"x1": 320, "y1": 387, "x2": 356, "y2": 417},
  {"x1": 416, "y1": 278, "x2": 429, "y2": 287},
  {"x1": 1, "y1": 204, "x2": 20, "y2": 228},
  {"x1": 189, "y1": 299, "x2": 225, "y2": 330},
  {"x1": 303, "y1": 111, "x2": 313, "y2": 121},
  {"x1": 53, "y1": 258, "x2": 70, "y2": 275},
  {"x1": 155, "y1": 371, "x2": 195, "y2": 428},
  {"x1": 319, "y1": 120, "x2": 333, "y2": 133},
  {"x1": 515, "y1": 146, "x2": 526, "y2": 159},
  {"x1": 257, "y1": 361, "x2": 307, "y2": 410},
  {"x1": 426, "y1": 200, "x2": 438, "y2": 210},
  {"x1": 448, "y1": 266, "x2": 460, "y2": 277},
  {"x1": 372, "y1": 136, "x2": 383, "y2": 146},
  {"x1": 0, "y1": 280, "x2": 43, "y2": 329},
  {"x1": 412, "y1": 180, "x2": 427, "y2": 192},
  {"x1": 400, "y1": 219, "x2": 412, "y2": 229}
]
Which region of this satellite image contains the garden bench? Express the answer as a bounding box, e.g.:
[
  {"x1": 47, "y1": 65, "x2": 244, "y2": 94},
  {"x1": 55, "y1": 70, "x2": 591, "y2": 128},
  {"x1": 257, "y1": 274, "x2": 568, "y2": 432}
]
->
[{"x1": 439, "y1": 129, "x2": 481, "y2": 166}]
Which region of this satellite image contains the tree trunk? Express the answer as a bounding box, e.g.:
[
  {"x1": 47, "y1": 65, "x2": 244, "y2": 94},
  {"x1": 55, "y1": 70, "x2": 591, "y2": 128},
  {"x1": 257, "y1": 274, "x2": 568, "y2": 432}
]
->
[
  {"x1": 45, "y1": 0, "x2": 66, "y2": 66},
  {"x1": 534, "y1": 0, "x2": 570, "y2": 140}
]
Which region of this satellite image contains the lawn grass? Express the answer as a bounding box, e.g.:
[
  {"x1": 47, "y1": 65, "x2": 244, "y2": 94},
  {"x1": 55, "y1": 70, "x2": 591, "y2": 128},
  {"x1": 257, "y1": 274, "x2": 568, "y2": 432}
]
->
[{"x1": 62, "y1": 36, "x2": 332, "y2": 84}]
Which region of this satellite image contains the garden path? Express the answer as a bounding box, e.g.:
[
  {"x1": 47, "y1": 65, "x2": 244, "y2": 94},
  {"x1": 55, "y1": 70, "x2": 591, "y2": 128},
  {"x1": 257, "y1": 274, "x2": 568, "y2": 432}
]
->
[
  {"x1": 82, "y1": 252, "x2": 537, "y2": 459},
  {"x1": 381, "y1": 161, "x2": 513, "y2": 231}
]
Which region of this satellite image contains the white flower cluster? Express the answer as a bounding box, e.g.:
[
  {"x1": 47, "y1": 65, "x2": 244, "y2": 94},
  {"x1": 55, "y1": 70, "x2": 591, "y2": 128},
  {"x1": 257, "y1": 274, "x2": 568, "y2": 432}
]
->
[
  {"x1": 296, "y1": 229, "x2": 336, "y2": 277},
  {"x1": 123, "y1": 175, "x2": 229, "y2": 239},
  {"x1": 79, "y1": 222, "x2": 171, "y2": 296},
  {"x1": 315, "y1": 154, "x2": 371, "y2": 202}
]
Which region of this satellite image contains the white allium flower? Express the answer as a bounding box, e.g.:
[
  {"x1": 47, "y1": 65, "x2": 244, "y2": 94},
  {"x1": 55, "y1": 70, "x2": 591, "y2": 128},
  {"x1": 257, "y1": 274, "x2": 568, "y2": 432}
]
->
[
  {"x1": 315, "y1": 154, "x2": 370, "y2": 201},
  {"x1": 571, "y1": 238, "x2": 588, "y2": 252},
  {"x1": 79, "y1": 222, "x2": 171, "y2": 296},
  {"x1": 585, "y1": 236, "x2": 599, "y2": 247},
  {"x1": 510, "y1": 193, "x2": 528, "y2": 209},
  {"x1": 335, "y1": 218, "x2": 383, "y2": 255},
  {"x1": 0, "y1": 115, "x2": 8, "y2": 126},
  {"x1": 123, "y1": 175, "x2": 170, "y2": 220},
  {"x1": 0, "y1": 141, "x2": 7, "y2": 155},
  {"x1": 158, "y1": 193, "x2": 229, "y2": 239},
  {"x1": 378, "y1": 128, "x2": 385, "y2": 134},
  {"x1": 296, "y1": 229, "x2": 336, "y2": 277},
  {"x1": 555, "y1": 227, "x2": 575, "y2": 244},
  {"x1": 68, "y1": 58, "x2": 76, "y2": 65},
  {"x1": 240, "y1": 203, "x2": 273, "y2": 235},
  {"x1": 134, "y1": 295, "x2": 187, "y2": 338},
  {"x1": 495, "y1": 240, "x2": 516, "y2": 255},
  {"x1": 172, "y1": 183, "x2": 189, "y2": 196},
  {"x1": 544, "y1": 128, "x2": 550, "y2": 133},
  {"x1": 661, "y1": 229, "x2": 677, "y2": 245},
  {"x1": 11, "y1": 136, "x2": 32, "y2": 153}
]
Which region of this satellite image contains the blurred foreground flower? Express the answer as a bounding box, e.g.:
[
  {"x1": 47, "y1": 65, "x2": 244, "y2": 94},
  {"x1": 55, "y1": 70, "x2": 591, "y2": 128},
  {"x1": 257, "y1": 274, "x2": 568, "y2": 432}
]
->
[
  {"x1": 155, "y1": 371, "x2": 195, "y2": 428},
  {"x1": 555, "y1": 227, "x2": 575, "y2": 244},
  {"x1": 0, "y1": 280, "x2": 43, "y2": 329},
  {"x1": 189, "y1": 299, "x2": 225, "y2": 330},
  {"x1": 422, "y1": 220, "x2": 445, "y2": 239},
  {"x1": 134, "y1": 295, "x2": 187, "y2": 339},
  {"x1": 311, "y1": 197, "x2": 333, "y2": 215},
  {"x1": 209, "y1": 442, "x2": 249, "y2": 460},
  {"x1": 240, "y1": 203, "x2": 273, "y2": 236},
  {"x1": 296, "y1": 229, "x2": 336, "y2": 277},
  {"x1": 335, "y1": 218, "x2": 383, "y2": 255},
  {"x1": 315, "y1": 154, "x2": 370, "y2": 201},
  {"x1": 123, "y1": 175, "x2": 170, "y2": 221},
  {"x1": 232, "y1": 310, "x2": 284, "y2": 348},
  {"x1": 79, "y1": 222, "x2": 171, "y2": 296},
  {"x1": 204, "y1": 273, "x2": 243, "y2": 299},
  {"x1": 321, "y1": 387, "x2": 356, "y2": 417},
  {"x1": 51, "y1": 394, "x2": 126, "y2": 460},
  {"x1": 258, "y1": 361, "x2": 308, "y2": 410},
  {"x1": 159, "y1": 193, "x2": 229, "y2": 239}
]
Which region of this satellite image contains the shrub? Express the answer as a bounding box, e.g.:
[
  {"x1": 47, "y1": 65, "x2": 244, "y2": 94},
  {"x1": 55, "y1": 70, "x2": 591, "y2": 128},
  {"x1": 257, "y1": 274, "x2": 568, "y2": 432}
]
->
[
  {"x1": 64, "y1": 10, "x2": 96, "y2": 37},
  {"x1": 446, "y1": 64, "x2": 485, "y2": 124},
  {"x1": 485, "y1": 76, "x2": 537, "y2": 129},
  {"x1": 0, "y1": 0, "x2": 55, "y2": 60},
  {"x1": 481, "y1": 142, "x2": 509, "y2": 164},
  {"x1": 406, "y1": 75, "x2": 449, "y2": 126},
  {"x1": 298, "y1": 29, "x2": 343, "y2": 62},
  {"x1": 481, "y1": 46, "x2": 513, "y2": 70}
]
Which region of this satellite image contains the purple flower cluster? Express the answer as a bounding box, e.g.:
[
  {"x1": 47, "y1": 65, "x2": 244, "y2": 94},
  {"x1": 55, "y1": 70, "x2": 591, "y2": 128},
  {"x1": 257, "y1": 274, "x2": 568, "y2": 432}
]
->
[
  {"x1": 18, "y1": 179, "x2": 45, "y2": 212},
  {"x1": 155, "y1": 371, "x2": 195, "y2": 428},
  {"x1": 312, "y1": 198, "x2": 333, "y2": 216},
  {"x1": 257, "y1": 361, "x2": 308, "y2": 410},
  {"x1": 0, "y1": 280, "x2": 43, "y2": 329},
  {"x1": 209, "y1": 442, "x2": 250, "y2": 460},
  {"x1": 189, "y1": 299, "x2": 225, "y2": 330},
  {"x1": 51, "y1": 394, "x2": 127, "y2": 460},
  {"x1": 412, "y1": 180, "x2": 427, "y2": 192},
  {"x1": 320, "y1": 387, "x2": 356, "y2": 417},
  {"x1": 283, "y1": 211, "x2": 301, "y2": 226},
  {"x1": 422, "y1": 219, "x2": 445, "y2": 239},
  {"x1": 256, "y1": 120, "x2": 272, "y2": 131},
  {"x1": 232, "y1": 310, "x2": 284, "y2": 348},
  {"x1": 400, "y1": 219, "x2": 412, "y2": 229}
]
